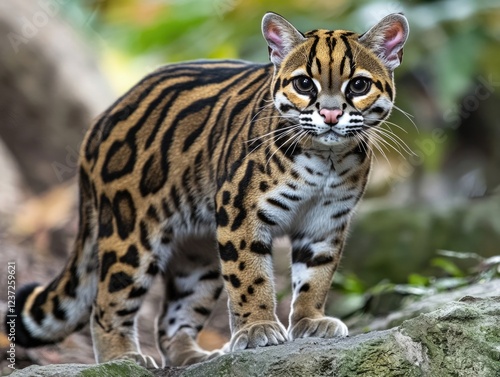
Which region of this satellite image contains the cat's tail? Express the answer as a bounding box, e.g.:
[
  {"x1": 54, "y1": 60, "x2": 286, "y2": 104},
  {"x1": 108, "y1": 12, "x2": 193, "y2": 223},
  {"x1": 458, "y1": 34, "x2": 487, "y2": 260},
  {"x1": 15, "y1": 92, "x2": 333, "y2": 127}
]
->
[{"x1": 5, "y1": 167, "x2": 98, "y2": 347}]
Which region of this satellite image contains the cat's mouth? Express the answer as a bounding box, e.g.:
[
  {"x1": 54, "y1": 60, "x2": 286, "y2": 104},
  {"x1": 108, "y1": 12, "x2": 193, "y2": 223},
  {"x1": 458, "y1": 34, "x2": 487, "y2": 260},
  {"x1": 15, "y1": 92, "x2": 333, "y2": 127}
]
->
[
  {"x1": 306, "y1": 125, "x2": 368, "y2": 148},
  {"x1": 311, "y1": 128, "x2": 349, "y2": 144},
  {"x1": 298, "y1": 121, "x2": 366, "y2": 147},
  {"x1": 316, "y1": 123, "x2": 366, "y2": 138},
  {"x1": 318, "y1": 128, "x2": 344, "y2": 138}
]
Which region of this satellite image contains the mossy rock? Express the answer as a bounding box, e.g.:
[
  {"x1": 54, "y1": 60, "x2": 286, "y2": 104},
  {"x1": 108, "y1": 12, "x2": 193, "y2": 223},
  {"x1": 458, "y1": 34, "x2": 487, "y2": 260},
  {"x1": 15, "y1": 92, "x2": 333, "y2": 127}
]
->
[
  {"x1": 9, "y1": 359, "x2": 153, "y2": 377},
  {"x1": 11, "y1": 296, "x2": 500, "y2": 377},
  {"x1": 343, "y1": 196, "x2": 500, "y2": 285},
  {"x1": 157, "y1": 296, "x2": 500, "y2": 377}
]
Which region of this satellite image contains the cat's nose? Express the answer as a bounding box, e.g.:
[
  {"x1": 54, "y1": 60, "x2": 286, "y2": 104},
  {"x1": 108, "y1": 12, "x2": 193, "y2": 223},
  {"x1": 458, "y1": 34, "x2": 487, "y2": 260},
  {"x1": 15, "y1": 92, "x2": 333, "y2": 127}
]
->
[{"x1": 319, "y1": 108, "x2": 343, "y2": 125}]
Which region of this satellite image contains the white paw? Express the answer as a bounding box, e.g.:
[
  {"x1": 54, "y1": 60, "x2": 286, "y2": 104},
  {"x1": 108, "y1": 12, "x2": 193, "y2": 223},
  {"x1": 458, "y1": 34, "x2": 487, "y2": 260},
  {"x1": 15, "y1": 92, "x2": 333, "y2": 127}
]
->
[
  {"x1": 230, "y1": 320, "x2": 287, "y2": 350},
  {"x1": 288, "y1": 317, "x2": 348, "y2": 340},
  {"x1": 119, "y1": 351, "x2": 158, "y2": 368}
]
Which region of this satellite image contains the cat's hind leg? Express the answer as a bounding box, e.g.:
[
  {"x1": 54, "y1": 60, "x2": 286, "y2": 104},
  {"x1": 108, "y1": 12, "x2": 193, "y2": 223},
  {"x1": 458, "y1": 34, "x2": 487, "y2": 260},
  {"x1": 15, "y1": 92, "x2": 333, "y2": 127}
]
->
[{"x1": 156, "y1": 236, "x2": 225, "y2": 366}]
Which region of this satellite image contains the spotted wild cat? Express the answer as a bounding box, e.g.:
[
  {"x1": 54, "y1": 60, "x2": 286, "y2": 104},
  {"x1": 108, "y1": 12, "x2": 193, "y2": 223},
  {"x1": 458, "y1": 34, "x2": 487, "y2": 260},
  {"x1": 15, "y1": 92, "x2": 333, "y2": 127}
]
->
[{"x1": 10, "y1": 12, "x2": 409, "y2": 367}]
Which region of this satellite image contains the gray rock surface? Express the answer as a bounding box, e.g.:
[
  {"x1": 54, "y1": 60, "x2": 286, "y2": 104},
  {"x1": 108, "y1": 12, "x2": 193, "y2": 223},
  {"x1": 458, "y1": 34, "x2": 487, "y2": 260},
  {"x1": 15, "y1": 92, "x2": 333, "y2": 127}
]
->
[
  {"x1": 9, "y1": 359, "x2": 153, "y2": 377},
  {"x1": 171, "y1": 296, "x2": 500, "y2": 377},
  {"x1": 9, "y1": 295, "x2": 500, "y2": 377}
]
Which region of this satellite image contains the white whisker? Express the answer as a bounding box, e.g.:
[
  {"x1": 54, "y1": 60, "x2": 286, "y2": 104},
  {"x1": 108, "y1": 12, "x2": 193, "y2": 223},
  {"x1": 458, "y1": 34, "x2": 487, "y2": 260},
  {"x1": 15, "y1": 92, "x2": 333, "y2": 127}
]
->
[
  {"x1": 246, "y1": 126, "x2": 301, "y2": 159},
  {"x1": 245, "y1": 124, "x2": 300, "y2": 144},
  {"x1": 361, "y1": 130, "x2": 392, "y2": 167},
  {"x1": 369, "y1": 126, "x2": 415, "y2": 156},
  {"x1": 392, "y1": 104, "x2": 418, "y2": 133}
]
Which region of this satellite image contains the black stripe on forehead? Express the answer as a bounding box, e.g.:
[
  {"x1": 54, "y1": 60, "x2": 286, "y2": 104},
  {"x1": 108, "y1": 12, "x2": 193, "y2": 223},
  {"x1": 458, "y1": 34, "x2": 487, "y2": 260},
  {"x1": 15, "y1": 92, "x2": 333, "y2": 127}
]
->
[
  {"x1": 340, "y1": 55, "x2": 346, "y2": 76},
  {"x1": 327, "y1": 36, "x2": 337, "y2": 88},
  {"x1": 327, "y1": 35, "x2": 337, "y2": 54},
  {"x1": 340, "y1": 35, "x2": 356, "y2": 78},
  {"x1": 315, "y1": 57, "x2": 322, "y2": 75},
  {"x1": 306, "y1": 35, "x2": 320, "y2": 77},
  {"x1": 304, "y1": 29, "x2": 318, "y2": 37}
]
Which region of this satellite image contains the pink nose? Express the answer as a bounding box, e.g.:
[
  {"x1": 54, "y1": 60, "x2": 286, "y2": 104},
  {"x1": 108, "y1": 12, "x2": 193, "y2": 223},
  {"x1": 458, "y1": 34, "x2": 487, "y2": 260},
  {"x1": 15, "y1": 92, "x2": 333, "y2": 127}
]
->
[{"x1": 320, "y1": 108, "x2": 343, "y2": 125}]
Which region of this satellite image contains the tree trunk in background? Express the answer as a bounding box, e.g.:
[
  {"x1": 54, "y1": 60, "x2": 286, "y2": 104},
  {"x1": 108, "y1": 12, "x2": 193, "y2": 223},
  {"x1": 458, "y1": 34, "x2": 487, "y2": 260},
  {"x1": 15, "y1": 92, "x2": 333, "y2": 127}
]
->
[{"x1": 0, "y1": 1, "x2": 113, "y2": 193}]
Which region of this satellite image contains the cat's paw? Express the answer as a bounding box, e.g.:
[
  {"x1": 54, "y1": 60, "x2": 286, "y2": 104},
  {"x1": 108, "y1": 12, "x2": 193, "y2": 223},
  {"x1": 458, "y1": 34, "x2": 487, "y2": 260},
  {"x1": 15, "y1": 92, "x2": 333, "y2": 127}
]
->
[
  {"x1": 159, "y1": 331, "x2": 225, "y2": 366},
  {"x1": 118, "y1": 351, "x2": 159, "y2": 368},
  {"x1": 230, "y1": 320, "x2": 287, "y2": 350},
  {"x1": 288, "y1": 317, "x2": 348, "y2": 340},
  {"x1": 181, "y1": 348, "x2": 224, "y2": 366}
]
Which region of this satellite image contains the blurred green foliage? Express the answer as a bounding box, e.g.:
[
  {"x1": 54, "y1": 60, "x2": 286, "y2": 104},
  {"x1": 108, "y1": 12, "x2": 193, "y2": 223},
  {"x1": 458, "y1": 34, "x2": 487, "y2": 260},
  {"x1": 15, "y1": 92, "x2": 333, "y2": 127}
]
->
[
  {"x1": 331, "y1": 250, "x2": 500, "y2": 318},
  {"x1": 61, "y1": 0, "x2": 500, "y2": 199},
  {"x1": 67, "y1": 0, "x2": 500, "y2": 104},
  {"x1": 58, "y1": 0, "x2": 500, "y2": 317}
]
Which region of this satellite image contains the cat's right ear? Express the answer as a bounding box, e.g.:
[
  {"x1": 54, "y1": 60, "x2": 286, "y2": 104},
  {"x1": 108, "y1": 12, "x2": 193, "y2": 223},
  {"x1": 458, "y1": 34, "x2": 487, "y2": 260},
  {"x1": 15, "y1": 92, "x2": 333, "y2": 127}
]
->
[
  {"x1": 262, "y1": 12, "x2": 305, "y2": 66},
  {"x1": 359, "y1": 13, "x2": 409, "y2": 71}
]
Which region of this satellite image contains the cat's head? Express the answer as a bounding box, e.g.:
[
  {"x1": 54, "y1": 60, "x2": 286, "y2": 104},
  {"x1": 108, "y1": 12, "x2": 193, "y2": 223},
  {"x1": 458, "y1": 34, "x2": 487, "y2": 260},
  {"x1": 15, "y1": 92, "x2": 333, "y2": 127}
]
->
[{"x1": 262, "y1": 12, "x2": 409, "y2": 149}]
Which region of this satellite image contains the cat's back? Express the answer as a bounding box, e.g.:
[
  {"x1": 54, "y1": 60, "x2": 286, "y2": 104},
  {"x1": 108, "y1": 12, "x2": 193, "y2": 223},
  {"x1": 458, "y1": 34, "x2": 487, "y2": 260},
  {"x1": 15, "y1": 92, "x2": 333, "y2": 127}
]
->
[{"x1": 81, "y1": 59, "x2": 274, "y2": 191}]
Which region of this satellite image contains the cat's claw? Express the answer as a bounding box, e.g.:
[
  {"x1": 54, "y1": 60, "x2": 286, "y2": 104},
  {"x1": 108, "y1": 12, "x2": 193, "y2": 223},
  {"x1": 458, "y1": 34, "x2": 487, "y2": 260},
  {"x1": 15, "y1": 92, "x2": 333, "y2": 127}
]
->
[
  {"x1": 160, "y1": 331, "x2": 225, "y2": 366},
  {"x1": 288, "y1": 317, "x2": 348, "y2": 340},
  {"x1": 230, "y1": 320, "x2": 288, "y2": 350},
  {"x1": 118, "y1": 351, "x2": 158, "y2": 368}
]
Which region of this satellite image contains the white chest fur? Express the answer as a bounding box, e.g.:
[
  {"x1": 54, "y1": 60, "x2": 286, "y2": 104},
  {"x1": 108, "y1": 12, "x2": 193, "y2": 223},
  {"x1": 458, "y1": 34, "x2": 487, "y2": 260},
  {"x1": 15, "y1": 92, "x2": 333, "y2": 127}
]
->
[{"x1": 259, "y1": 149, "x2": 367, "y2": 238}]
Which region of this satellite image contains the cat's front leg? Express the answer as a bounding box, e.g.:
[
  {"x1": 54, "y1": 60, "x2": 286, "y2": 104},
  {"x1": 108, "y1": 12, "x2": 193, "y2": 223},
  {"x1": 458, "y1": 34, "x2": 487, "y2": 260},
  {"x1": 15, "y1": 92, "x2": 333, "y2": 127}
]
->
[
  {"x1": 288, "y1": 234, "x2": 348, "y2": 340},
  {"x1": 217, "y1": 228, "x2": 287, "y2": 350},
  {"x1": 216, "y1": 188, "x2": 287, "y2": 351}
]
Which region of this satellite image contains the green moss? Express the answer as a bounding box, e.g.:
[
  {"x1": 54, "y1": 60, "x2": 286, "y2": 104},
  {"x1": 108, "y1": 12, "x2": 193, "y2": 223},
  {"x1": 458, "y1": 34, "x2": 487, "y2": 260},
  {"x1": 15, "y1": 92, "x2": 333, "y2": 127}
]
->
[
  {"x1": 336, "y1": 337, "x2": 423, "y2": 377},
  {"x1": 401, "y1": 299, "x2": 500, "y2": 377},
  {"x1": 177, "y1": 298, "x2": 499, "y2": 377},
  {"x1": 79, "y1": 360, "x2": 153, "y2": 377},
  {"x1": 181, "y1": 353, "x2": 256, "y2": 377}
]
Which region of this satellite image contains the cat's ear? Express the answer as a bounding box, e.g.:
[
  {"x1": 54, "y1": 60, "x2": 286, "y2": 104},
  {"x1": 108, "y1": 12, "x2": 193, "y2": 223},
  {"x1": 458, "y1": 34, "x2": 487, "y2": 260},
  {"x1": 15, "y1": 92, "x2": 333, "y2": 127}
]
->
[
  {"x1": 262, "y1": 12, "x2": 305, "y2": 66},
  {"x1": 359, "y1": 13, "x2": 409, "y2": 71}
]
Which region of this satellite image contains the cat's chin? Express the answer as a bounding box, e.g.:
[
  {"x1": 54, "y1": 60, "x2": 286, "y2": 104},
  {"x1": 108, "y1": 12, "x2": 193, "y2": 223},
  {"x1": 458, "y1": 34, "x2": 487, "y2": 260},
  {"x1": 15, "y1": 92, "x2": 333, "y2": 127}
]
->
[{"x1": 310, "y1": 132, "x2": 353, "y2": 150}]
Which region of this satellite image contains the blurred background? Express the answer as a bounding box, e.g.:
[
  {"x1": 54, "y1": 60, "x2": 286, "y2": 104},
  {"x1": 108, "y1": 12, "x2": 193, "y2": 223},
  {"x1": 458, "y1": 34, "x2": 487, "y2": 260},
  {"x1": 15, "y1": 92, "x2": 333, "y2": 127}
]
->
[{"x1": 1, "y1": 0, "x2": 499, "y2": 371}]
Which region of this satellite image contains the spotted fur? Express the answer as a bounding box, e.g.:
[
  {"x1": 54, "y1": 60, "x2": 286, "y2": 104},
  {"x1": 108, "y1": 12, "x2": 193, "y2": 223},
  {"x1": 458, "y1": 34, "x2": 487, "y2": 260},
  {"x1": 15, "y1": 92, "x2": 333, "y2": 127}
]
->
[{"x1": 9, "y1": 13, "x2": 408, "y2": 367}]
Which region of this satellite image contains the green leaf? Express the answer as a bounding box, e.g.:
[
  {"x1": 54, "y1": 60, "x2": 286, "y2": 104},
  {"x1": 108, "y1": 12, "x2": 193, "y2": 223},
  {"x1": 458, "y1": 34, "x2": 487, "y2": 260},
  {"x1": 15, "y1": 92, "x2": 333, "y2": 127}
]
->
[
  {"x1": 331, "y1": 272, "x2": 366, "y2": 294},
  {"x1": 366, "y1": 280, "x2": 395, "y2": 295},
  {"x1": 408, "y1": 273, "x2": 430, "y2": 287},
  {"x1": 431, "y1": 257, "x2": 465, "y2": 277}
]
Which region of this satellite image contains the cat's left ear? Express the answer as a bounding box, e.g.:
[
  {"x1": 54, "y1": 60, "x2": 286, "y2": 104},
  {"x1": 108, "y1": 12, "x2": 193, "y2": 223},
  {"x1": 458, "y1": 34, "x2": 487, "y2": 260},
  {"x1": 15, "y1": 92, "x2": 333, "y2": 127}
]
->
[
  {"x1": 359, "y1": 13, "x2": 409, "y2": 71},
  {"x1": 262, "y1": 12, "x2": 305, "y2": 66}
]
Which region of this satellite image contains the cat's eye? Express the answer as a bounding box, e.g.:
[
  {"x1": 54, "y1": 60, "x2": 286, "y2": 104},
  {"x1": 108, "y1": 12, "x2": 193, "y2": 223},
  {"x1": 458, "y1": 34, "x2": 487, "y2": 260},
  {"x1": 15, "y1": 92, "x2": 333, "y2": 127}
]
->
[
  {"x1": 348, "y1": 78, "x2": 371, "y2": 95},
  {"x1": 293, "y1": 76, "x2": 316, "y2": 95}
]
